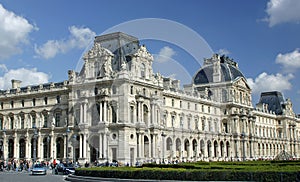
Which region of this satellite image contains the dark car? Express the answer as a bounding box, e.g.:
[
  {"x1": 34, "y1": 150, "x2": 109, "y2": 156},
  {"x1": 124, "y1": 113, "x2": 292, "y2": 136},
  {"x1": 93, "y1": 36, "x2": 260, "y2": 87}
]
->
[{"x1": 55, "y1": 163, "x2": 75, "y2": 175}]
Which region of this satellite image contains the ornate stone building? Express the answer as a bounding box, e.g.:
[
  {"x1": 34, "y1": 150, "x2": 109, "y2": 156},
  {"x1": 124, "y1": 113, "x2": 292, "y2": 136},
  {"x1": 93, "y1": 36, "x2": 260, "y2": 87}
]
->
[{"x1": 0, "y1": 32, "x2": 299, "y2": 165}]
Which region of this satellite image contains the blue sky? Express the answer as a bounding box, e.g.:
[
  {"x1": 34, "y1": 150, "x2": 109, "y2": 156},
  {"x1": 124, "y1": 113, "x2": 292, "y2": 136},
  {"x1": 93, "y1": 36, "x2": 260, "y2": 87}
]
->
[{"x1": 0, "y1": 0, "x2": 300, "y2": 113}]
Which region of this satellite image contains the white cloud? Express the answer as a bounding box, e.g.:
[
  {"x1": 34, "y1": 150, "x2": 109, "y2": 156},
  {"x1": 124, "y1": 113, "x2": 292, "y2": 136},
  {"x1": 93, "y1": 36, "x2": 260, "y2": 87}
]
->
[
  {"x1": 0, "y1": 4, "x2": 36, "y2": 59},
  {"x1": 153, "y1": 46, "x2": 192, "y2": 86},
  {"x1": 0, "y1": 67, "x2": 50, "y2": 89},
  {"x1": 265, "y1": 0, "x2": 300, "y2": 27},
  {"x1": 35, "y1": 26, "x2": 96, "y2": 59},
  {"x1": 217, "y1": 48, "x2": 230, "y2": 55},
  {"x1": 247, "y1": 72, "x2": 293, "y2": 94},
  {"x1": 154, "y1": 46, "x2": 176, "y2": 63},
  {"x1": 276, "y1": 49, "x2": 300, "y2": 73}
]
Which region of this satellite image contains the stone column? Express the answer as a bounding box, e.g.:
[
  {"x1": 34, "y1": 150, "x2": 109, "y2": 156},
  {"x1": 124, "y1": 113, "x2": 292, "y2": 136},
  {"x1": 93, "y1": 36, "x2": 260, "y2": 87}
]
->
[
  {"x1": 83, "y1": 134, "x2": 87, "y2": 159},
  {"x1": 151, "y1": 104, "x2": 154, "y2": 124},
  {"x1": 181, "y1": 138, "x2": 184, "y2": 161},
  {"x1": 64, "y1": 135, "x2": 67, "y2": 159},
  {"x1": 83, "y1": 103, "x2": 87, "y2": 123},
  {"x1": 141, "y1": 133, "x2": 144, "y2": 158},
  {"x1": 104, "y1": 101, "x2": 107, "y2": 122},
  {"x1": 203, "y1": 141, "x2": 208, "y2": 159},
  {"x1": 141, "y1": 104, "x2": 144, "y2": 124},
  {"x1": 80, "y1": 104, "x2": 83, "y2": 124},
  {"x1": 99, "y1": 102, "x2": 102, "y2": 122},
  {"x1": 172, "y1": 138, "x2": 176, "y2": 159},
  {"x1": 149, "y1": 135, "x2": 152, "y2": 158},
  {"x1": 79, "y1": 134, "x2": 82, "y2": 158},
  {"x1": 138, "y1": 133, "x2": 142, "y2": 158},
  {"x1": 152, "y1": 134, "x2": 156, "y2": 158},
  {"x1": 39, "y1": 134, "x2": 43, "y2": 160},
  {"x1": 99, "y1": 134, "x2": 103, "y2": 158},
  {"x1": 103, "y1": 133, "x2": 107, "y2": 160}
]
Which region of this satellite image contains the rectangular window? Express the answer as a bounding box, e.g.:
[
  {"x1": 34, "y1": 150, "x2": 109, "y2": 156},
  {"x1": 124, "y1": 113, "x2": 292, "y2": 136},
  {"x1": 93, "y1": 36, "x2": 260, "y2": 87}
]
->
[
  {"x1": 55, "y1": 113, "x2": 61, "y2": 127},
  {"x1": 0, "y1": 118, "x2": 2, "y2": 130},
  {"x1": 10, "y1": 116, "x2": 14, "y2": 129},
  {"x1": 44, "y1": 97, "x2": 48, "y2": 105},
  {"x1": 21, "y1": 117, "x2": 25, "y2": 129},
  {"x1": 22, "y1": 100, "x2": 25, "y2": 107},
  {"x1": 43, "y1": 114, "x2": 48, "y2": 128},
  {"x1": 56, "y1": 95, "x2": 61, "y2": 103},
  {"x1": 130, "y1": 86, "x2": 134, "y2": 95},
  {"x1": 32, "y1": 115, "x2": 36, "y2": 128},
  {"x1": 32, "y1": 98, "x2": 36, "y2": 106}
]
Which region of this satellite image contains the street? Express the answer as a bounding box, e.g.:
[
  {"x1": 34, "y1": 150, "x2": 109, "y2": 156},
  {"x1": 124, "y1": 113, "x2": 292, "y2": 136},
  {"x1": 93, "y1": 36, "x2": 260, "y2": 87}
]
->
[{"x1": 0, "y1": 170, "x2": 67, "y2": 182}]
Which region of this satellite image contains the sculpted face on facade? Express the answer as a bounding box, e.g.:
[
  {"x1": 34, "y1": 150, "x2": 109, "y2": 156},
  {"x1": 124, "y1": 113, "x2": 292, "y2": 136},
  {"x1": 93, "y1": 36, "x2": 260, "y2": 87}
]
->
[{"x1": 0, "y1": 32, "x2": 299, "y2": 165}]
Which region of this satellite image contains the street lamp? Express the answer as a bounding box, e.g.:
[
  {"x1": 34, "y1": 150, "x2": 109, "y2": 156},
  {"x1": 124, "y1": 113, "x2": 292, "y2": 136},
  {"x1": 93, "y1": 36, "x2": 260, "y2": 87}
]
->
[
  {"x1": 33, "y1": 125, "x2": 38, "y2": 163},
  {"x1": 66, "y1": 127, "x2": 70, "y2": 163}
]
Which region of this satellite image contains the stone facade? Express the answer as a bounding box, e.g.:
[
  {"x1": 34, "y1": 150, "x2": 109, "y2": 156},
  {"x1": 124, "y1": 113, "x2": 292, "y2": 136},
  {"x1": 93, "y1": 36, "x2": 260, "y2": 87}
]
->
[{"x1": 0, "y1": 32, "x2": 299, "y2": 165}]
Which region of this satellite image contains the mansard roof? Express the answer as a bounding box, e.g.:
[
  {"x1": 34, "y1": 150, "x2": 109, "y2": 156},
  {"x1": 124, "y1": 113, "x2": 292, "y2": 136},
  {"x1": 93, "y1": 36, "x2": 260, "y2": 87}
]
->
[{"x1": 257, "y1": 91, "x2": 285, "y2": 115}]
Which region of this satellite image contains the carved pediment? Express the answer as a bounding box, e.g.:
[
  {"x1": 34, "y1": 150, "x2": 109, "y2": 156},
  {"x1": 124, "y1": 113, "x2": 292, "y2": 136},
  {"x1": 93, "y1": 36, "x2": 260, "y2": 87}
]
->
[
  {"x1": 234, "y1": 77, "x2": 250, "y2": 90},
  {"x1": 83, "y1": 42, "x2": 113, "y2": 60}
]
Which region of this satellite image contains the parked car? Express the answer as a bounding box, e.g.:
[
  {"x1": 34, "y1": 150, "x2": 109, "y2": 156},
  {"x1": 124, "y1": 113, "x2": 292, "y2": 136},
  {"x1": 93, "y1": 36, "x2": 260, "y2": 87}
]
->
[
  {"x1": 31, "y1": 164, "x2": 47, "y2": 175},
  {"x1": 55, "y1": 163, "x2": 75, "y2": 175}
]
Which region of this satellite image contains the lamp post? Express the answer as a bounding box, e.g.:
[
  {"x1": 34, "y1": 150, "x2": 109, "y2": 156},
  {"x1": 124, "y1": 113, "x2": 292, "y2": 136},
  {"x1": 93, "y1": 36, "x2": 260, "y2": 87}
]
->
[
  {"x1": 33, "y1": 125, "x2": 38, "y2": 163},
  {"x1": 66, "y1": 127, "x2": 70, "y2": 163}
]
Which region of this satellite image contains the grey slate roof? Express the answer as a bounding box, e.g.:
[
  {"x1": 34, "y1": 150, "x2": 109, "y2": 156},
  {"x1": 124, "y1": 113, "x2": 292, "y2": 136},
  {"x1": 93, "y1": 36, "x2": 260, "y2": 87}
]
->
[
  {"x1": 258, "y1": 91, "x2": 285, "y2": 115},
  {"x1": 193, "y1": 58, "x2": 245, "y2": 85}
]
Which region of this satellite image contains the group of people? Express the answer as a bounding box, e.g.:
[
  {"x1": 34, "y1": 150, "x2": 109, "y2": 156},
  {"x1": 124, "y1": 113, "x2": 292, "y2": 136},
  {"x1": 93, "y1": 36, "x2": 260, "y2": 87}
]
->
[
  {"x1": 0, "y1": 159, "x2": 32, "y2": 171},
  {"x1": 0, "y1": 159, "x2": 58, "y2": 172}
]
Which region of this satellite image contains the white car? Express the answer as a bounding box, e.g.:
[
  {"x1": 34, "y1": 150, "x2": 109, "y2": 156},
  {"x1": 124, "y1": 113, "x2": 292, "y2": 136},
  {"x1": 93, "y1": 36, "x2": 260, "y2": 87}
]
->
[{"x1": 31, "y1": 164, "x2": 47, "y2": 175}]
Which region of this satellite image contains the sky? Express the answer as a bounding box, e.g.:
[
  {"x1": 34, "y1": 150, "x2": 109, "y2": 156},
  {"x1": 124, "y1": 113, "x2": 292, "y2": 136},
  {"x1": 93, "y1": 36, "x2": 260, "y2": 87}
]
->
[{"x1": 0, "y1": 0, "x2": 300, "y2": 113}]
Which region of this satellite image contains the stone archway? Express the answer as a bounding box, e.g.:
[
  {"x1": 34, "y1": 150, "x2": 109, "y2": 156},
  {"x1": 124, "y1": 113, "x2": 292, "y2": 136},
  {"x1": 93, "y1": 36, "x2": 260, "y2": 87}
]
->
[
  {"x1": 184, "y1": 139, "x2": 190, "y2": 159},
  {"x1": 89, "y1": 135, "x2": 100, "y2": 163},
  {"x1": 56, "y1": 137, "x2": 64, "y2": 160},
  {"x1": 144, "y1": 135, "x2": 149, "y2": 158},
  {"x1": 175, "y1": 138, "x2": 181, "y2": 159},
  {"x1": 19, "y1": 138, "x2": 26, "y2": 159}
]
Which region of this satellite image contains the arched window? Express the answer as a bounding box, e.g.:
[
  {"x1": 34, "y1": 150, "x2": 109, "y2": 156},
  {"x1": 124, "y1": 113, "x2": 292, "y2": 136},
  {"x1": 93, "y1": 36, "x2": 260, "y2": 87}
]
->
[{"x1": 19, "y1": 139, "x2": 26, "y2": 158}]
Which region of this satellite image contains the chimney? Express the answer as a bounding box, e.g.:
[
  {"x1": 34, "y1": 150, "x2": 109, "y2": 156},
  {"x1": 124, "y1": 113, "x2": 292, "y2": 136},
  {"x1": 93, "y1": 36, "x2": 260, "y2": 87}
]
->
[{"x1": 11, "y1": 79, "x2": 22, "y2": 89}]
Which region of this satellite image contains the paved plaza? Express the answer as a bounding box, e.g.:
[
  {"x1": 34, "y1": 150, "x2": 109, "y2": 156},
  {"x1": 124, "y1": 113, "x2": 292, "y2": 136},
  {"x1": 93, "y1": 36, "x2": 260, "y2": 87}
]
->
[{"x1": 0, "y1": 170, "x2": 66, "y2": 182}]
